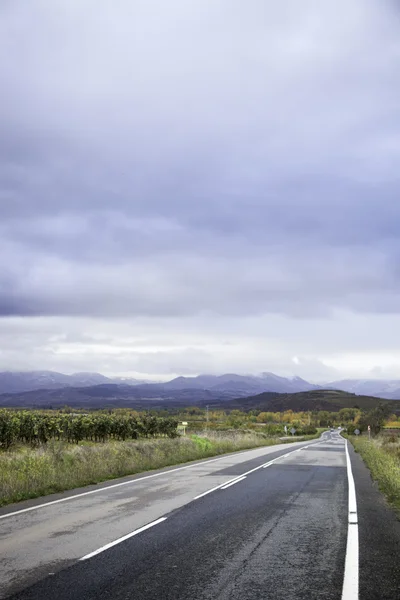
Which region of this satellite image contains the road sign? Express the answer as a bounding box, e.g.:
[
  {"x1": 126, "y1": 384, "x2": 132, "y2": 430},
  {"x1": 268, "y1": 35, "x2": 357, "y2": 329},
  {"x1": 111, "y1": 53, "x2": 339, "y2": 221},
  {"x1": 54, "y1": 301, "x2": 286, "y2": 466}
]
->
[
  {"x1": 290, "y1": 427, "x2": 296, "y2": 436},
  {"x1": 179, "y1": 422, "x2": 188, "y2": 435},
  {"x1": 354, "y1": 429, "x2": 360, "y2": 436}
]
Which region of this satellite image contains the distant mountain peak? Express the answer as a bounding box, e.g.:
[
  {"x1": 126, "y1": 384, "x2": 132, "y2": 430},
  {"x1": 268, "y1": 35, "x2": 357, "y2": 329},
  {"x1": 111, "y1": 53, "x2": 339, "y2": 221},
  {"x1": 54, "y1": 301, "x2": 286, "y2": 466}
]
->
[{"x1": 11, "y1": 369, "x2": 398, "y2": 399}]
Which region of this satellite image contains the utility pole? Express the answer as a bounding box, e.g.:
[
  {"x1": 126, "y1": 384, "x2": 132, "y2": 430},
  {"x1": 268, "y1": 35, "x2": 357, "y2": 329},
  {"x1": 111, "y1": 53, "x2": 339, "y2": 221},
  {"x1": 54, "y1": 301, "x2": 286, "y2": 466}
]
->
[{"x1": 205, "y1": 405, "x2": 209, "y2": 431}]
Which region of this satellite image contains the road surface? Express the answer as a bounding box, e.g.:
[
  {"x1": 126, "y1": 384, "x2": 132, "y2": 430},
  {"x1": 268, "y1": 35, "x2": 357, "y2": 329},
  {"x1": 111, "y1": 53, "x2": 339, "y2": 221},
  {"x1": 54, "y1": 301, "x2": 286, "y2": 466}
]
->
[{"x1": 1, "y1": 431, "x2": 400, "y2": 599}]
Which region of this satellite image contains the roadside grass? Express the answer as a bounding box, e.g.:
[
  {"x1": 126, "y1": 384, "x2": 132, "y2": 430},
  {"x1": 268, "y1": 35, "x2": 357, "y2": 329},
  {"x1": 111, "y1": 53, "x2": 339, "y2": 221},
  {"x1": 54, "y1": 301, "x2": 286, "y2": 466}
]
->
[
  {"x1": 348, "y1": 434, "x2": 400, "y2": 515},
  {"x1": 0, "y1": 430, "x2": 322, "y2": 507}
]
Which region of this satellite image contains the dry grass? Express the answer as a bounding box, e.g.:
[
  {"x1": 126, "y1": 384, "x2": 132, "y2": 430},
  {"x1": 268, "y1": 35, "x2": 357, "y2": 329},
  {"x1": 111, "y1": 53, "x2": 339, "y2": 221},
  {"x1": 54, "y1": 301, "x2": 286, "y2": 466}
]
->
[
  {"x1": 349, "y1": 434, "x2": 400, "y2": 514},
  {"x1": 0, "y1": 431, "x2": 320, "y2": 507}
]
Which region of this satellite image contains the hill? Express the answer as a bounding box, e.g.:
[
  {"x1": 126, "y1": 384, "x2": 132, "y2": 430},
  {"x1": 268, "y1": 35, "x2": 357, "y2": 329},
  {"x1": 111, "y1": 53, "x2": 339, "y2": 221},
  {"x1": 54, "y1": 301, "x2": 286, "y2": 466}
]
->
[
  {"x1": 198, "y1": 389, "x2": 400, "y2": 413},
  {"x1": 0, "y1": 384, "x2": 234, "y2": 409},
  {"x1": 0, "y1": 385, "x2": 399, "y2": 414}
]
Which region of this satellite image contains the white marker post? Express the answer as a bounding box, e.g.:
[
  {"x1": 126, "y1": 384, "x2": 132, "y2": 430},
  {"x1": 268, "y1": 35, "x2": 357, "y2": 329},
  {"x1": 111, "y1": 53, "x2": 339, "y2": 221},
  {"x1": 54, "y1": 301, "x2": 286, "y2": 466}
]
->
[{"x1": 368, "y1": 424, "x2": 371, "y2": 441}]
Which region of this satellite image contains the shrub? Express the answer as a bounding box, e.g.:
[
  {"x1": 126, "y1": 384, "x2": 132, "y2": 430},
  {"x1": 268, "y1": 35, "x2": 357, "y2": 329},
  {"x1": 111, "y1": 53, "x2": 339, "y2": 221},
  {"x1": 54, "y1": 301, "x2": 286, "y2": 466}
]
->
[{"x1": 296, "y1": 425, "x2": 317, "y2": 435}]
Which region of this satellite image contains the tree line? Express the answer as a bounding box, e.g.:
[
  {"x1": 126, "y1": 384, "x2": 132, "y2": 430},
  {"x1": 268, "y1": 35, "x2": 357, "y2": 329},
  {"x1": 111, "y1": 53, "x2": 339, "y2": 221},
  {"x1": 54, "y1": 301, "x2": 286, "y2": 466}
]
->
[{"x1": 0, "y1": 410, "x2": 179, "y2": 449}]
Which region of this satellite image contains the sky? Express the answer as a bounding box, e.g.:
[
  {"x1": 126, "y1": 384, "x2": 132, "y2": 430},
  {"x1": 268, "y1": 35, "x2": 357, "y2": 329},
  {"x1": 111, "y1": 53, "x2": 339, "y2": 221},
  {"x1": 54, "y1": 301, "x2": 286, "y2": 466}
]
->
[{"x1": 1, "y1": 0, "x2": 400, "y2": 382}]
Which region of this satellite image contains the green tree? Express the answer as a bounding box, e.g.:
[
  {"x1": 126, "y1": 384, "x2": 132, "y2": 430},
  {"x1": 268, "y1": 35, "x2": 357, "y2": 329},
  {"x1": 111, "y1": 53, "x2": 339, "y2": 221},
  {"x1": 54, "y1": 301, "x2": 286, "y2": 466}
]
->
[{"x1": 359, "y1": 404, "x2": 392, "y2": 435}]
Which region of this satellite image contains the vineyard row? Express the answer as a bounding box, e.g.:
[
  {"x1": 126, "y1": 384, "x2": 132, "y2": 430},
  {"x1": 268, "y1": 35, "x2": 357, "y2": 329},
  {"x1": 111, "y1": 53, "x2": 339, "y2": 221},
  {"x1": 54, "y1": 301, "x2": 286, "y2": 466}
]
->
[{"x1": 0, "y1": 410, "x2": 179, "y2": 448}]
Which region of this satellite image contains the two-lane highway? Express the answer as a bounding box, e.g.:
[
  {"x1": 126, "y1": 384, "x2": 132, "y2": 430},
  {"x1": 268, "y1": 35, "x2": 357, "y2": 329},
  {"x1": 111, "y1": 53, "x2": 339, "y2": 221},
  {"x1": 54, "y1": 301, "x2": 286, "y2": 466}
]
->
[{"x1": 1, "y1": 431, "x2": 400, "y2": 599}]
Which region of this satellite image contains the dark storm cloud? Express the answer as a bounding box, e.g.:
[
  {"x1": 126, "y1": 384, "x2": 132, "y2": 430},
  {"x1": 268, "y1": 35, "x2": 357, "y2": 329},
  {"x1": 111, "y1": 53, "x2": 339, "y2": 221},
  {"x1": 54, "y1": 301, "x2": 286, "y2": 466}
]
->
[{"x1": 1, "y1": 0, "x2": 400, "y2": 321}]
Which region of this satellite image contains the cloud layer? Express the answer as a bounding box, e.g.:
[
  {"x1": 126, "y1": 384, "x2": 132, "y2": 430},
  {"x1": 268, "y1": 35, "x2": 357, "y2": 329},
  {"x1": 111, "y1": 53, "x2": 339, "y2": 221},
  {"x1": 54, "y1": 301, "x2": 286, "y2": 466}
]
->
[{"x1": 1, "y1": 1, "x2": 400, "y2": 378}]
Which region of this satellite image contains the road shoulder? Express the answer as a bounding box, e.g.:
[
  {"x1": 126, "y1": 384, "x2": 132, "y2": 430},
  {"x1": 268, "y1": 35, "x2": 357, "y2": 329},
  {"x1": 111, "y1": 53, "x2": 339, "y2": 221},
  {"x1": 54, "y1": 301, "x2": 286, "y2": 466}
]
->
[{"x1": 348, "y1": 442, "x2": 400, "y2": 600}]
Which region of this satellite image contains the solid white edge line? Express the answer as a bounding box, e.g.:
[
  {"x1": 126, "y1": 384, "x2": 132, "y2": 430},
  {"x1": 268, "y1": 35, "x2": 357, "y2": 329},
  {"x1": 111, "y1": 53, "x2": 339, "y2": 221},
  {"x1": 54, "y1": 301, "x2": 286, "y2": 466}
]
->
[
  {"x1": 80, "y1": 517, "x2": 167, "y2": 561},
  {"x1": 345, "y1": 441, "x2": 358, "y2": 521},
  {"x1": 341, "y1": 440, "x2": 359, "y2": 600},
  {"x1": 221, "y1": 476, "x2": 247, "y2": 490},
  {"x1": 0, "y1": 447, "x2": 272, "y2": 521}
]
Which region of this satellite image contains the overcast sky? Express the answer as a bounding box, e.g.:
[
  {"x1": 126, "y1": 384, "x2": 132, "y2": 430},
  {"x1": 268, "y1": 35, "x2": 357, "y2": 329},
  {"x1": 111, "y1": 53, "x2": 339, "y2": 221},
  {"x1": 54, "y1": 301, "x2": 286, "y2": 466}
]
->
[{"x1": 1, "y1": 0, "x2": 400, "y2": 382}]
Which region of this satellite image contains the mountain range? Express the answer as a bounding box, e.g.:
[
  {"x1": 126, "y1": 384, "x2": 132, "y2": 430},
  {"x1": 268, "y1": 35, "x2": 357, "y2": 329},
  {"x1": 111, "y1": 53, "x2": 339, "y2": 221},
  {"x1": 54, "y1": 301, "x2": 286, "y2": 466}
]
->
[
  {"x1": 322, "y1": 378, "x2": 400, "y2": 400},
  {"x1": 0, "y1": 371, "x2": 151, "y2": 394},
  {"x1": 0, "y1": 371, "x2": 319, "y2": 396},
  {"x1": 0, "y1": 370, "x2": 400, "y2": 406}
]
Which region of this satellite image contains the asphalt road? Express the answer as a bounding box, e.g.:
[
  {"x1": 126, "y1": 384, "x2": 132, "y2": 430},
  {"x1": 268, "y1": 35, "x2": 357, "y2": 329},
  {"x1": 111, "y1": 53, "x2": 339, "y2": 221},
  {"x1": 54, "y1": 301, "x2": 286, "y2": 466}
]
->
[{"x1": 1, "y1": 431, "x2": 400, "y2": 599}]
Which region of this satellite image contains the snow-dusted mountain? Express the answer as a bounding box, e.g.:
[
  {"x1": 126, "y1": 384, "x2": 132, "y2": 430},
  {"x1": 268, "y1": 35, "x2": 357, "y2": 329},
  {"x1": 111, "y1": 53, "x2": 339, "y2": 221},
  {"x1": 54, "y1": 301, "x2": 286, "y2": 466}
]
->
[
  {"x1": 159, "y1": 372, "x2": 320, "y2": 394},
  {"x1": 327, "y1": 378, "x2": 400, "y2": 400},
  {"x1": 4, "y1": 370, "x2": 400, "y2": 399},
  {"x1": 258, "y1": 372, "x2": 318, "y2": 392},
  {"x1": 0, "y1": 371, "x2": 148, "y2": 394},
  {"x1": 0, "y1": 370, "x2": 319, "y2": 395}
]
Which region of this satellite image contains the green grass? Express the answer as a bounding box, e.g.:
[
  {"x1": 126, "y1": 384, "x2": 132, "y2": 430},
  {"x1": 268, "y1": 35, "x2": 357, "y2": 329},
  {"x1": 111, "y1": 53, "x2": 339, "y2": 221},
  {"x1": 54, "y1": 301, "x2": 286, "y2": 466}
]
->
[
  {"x1": 349, "y1": 435, "x2": 400, "y2": 515},
  {"x1": 0, "y1": 430, "x2": 322, "y2": 507}
]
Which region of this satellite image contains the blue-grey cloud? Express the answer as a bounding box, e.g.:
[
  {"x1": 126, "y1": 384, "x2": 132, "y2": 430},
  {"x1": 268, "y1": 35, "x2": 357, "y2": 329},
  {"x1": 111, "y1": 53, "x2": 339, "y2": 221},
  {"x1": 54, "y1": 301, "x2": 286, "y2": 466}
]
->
[{"x1": 1, "y1": 1, "x2": 400, "y2": 377}]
